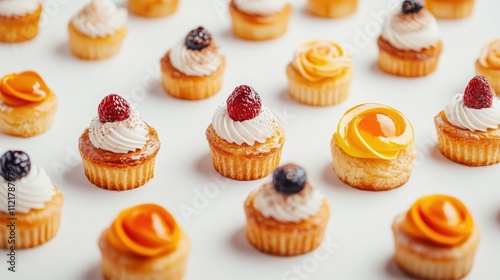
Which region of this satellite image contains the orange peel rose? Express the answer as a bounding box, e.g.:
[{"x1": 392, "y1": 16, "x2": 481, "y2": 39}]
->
[
  {"x1": 292, "y1": 40, "x2": 351, "y2": 82},
  {"x1": 0, "y1": 71, "x2": 50, "y2": 107},
  {"x1": 106, "y1": 204, "x2": 181, "y2": 257},
  {"x1": 402, "y1": 195, "x2": 474, "y2": 246},
  {"x1": 479, "y1": 39, "x2": 500, "y2": 70},
  {"x1": 334, "y1": 103, "x2": 413, "y2": 160}
]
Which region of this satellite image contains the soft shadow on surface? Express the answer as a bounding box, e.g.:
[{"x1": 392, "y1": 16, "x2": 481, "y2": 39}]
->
[
  {"x1": 384, "y1": 257, "x2": 411, "y2": 279},
  {"x1": 83, "y1": 262, "x2": 102, "y2": 280},
  {"x1": 196, "y1": 152, "x2": 215, "y2": 176},
  {"x1": 321, "y1": 161, "x2": 350, "y2": 191},
  {"x1": 55, "y1": 41, "x2": 74, "y2": 59},
  {"x1": 62, "y1": 162, "x2": 89, "y2": 186},
  {"x1": 231, "y1": 226, "x2": 261, "y2": 256},
  {"x1": 427, "y1": 143, "x2": 452, "y2": 165}
]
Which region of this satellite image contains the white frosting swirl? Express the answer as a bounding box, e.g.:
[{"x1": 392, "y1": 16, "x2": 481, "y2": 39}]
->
[
  {"x1": 444, "y1": 94, "x2": 500, "y2": 132},
  {"x1": 253, "y1": 183, "x2": 324, "y2": 223},
  {"x1": 169, "y1": 40, "x2": 223, "y2": 77},
  {"x1": 0, "y1": 0, "x2": 40, "y2": 17},
  {"x1": 71, "y1": 0, "x2": 127, "y2": 39},
  {"x1": 381, "y1": 8, "x2": 440, "y2": 51},
  {"x1": 0, "y1": 166, "x2": 56, "y2": 214},
  {"x1": 234, "y1": 0, "x2": 286, "y2": 15},
  {"x1": 211, "y1": 104, "x2": 277, "y2": 146},
  {"x1": 89, "y1": 107, "x2": 149, "y2": 153}
]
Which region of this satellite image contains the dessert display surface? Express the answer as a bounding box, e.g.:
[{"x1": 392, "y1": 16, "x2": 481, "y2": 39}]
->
[{"x1": 1, "y1": 0, "x2": 500, "y2": 279}]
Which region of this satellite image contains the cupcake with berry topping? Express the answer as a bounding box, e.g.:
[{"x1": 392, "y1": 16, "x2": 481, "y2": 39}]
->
[
  {"x1": 377, "y1": 0, "x2": 442, "y2": 77},
  {"x1": 425, "y1": 0, "x2": 474, "y2": 19},
  {"x1": 229, "y1": 0, "x2": 292, "y2": 41},
  {"x1": 0, "y1": 151, "x2": 64, "y2": 249},
  {"x1": 99, "y1": 204, "x2": 190, "y2": 280},
  {"x1": 128, "y1": 0, "x2": 178, "y2": 18},
  {"x1": 434, "y1": 76, "x2": 500, "y2": 166},
  {"x1": 244, "y1": 163, "x2": 330, "y2": 256},
  {"x1": 331, "y1": 103, "x2": 415, "y2": 191},
  {"x1": 206, "y1": 85, "x2": 285, "y2": 180},
  {"x1": 160, "y1": 26, "x2": 225, "y2": 100},
  {"x1": 78, "y1": 94, "x2": 161, "y2": 191},
  {"x1": 0, "y1": 0, "x2": 42, "y2": 42},
  {"x1": 392, "y1": 194, "x2": 480, "y2": 280},
  {"x1": 286, "y1": 40, "x2": 352, "y2": 106},
  {"x1": 476, "y1": 39, "x2": 500, "y2": 94},
  {"x1": 307, "y1": 0, "x2": 357, "y2": 18},
  {"x1": 68, "y1": 0, "x2": 128, "y2": 60},
  {"x1": 0, "y1": 71, "x2": 58, "y2": 137}
]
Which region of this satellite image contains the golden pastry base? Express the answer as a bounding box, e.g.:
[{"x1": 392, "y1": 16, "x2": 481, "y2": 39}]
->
[
  {"x1": 475, "y1": 60, "x2": 500, "y2": 95},
  {"x1": 307, "y1": 0, "x2": 357, "y2": 18},
  {"x1": 425, "y1": 0, "x2": 474, "y2": 19},
  {"x1": 0, "y1": 4, "x2": 42, "y2": 43},
  {"x1": 128, "y1": 0, "x2": 178, "y2": 18},
  {"x1": 68, "y1": 22, "x2": 127, "y2": 60}
]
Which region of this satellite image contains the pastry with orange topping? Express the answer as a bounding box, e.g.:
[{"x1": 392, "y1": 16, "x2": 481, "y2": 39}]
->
[
  {"x1": 0, "y1": 71, "x2": 57, "y2": 137},
  {"x1": 128, "y1": 0, "x2": 178, "y2": 18},
  {"x1": 307, "y1": 0, "x2": 357, "y2": 18},
  {"x1": 392, "y1": 195, "x2": 480, "y2": 279},
  {"x1": 99, "y1": 204, "x2": 190, "y2": 280},
  {"x1": 476, "y1": 39, "x2": 500, "y2": 94},
  {"x1": 229, "y1": 0, "x2": 292, "y2": 41},
  {"x1": 425, "y1": 0, "x2": 474, "y2": 19},
  {"x1": 245, "y1": 163, "x2": 330, "y2": 256},
  {"x1": 330, "y1": 103, "x2": 415, "y2": 191},
  {"x1": 0, "y1": 0, "x2": 42, "y2": 43},
  {"x1": 286, "y1": 40, "x2": 352, "y2": 106},
  {"x1": 68, "y1": 0, "x2": 127, "y2": 60}
]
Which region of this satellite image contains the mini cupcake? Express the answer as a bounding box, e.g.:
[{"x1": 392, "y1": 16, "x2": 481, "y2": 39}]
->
[
  {"x1": 377, "y1": 0, "x2": 442, "y2": 77},
  {"x1": 68, "y1": 0, "x2": 127, "y2": 60},
  {"x1": 245, "y1": 163, "x2": 330, "y2": 256},
  {"x1": 476, "y1": 39, "x2": 500, "y2": 94},
  {"x1": 0, "y1": 150, "x2": 64, "y2": 249},
  {"x1": 392, "y1": 194, "x2": 480, "y2": 279},
  {"x1": 307, "y1": 0, "x2": 357, "y2": 18},
  {"x1": 0, "y1": 71, "x2": 58, "y2": 137},
  {"x1": 99, "y1": 204, "x2": 190, "y2": 280},
  {"x1": 78, "y1": 94, "x2": 161, "y2": 191},
  {"x1": 206, "y1": 85, "x2": 285, "y2": 180},
  {"x1": 229, "y1": 0, "x2": 292, "y2": 41},
  {"x1": 434, "y1": 76, "x2": 500, "y2": 166},
  {"x1": 425, "y1": 0, "x2": 474, "y2": 19},
  {"x1": 286, "y1": 40, "x2": 352, "y2": 106},
  {"x1": 160, "y1": 26, "x2": 225, "y2": 100},
  {"x1": 331, "y1": 103, "x2": 415, "y2": 191},
  {"x1": 128, "y1": 0, "x2": 178, "y2": 18},
  {"x1": 0, "y1": 0, "x2": 42, "y2": 42}
]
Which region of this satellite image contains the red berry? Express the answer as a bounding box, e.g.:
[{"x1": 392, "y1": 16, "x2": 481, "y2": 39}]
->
[
  {"x1": 463, "y1": 76, "x2": 495, "y2": 109},
  {"x1": 226, "y1": 85, "x2": 262, "y2": 121},
  {"x1": 98, "y1": 94, "x2": 131, "y2": 123}
]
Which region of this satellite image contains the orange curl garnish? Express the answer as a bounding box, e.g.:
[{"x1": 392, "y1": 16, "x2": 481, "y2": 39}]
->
[{"x1": 0, "y1": 71, "x2": 49, "y2": 107}]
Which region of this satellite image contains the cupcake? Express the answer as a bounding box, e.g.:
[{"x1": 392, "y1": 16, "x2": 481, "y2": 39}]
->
[
  {"x1": 128, "y1": 0, "x2": 178, "y2": 18},
  {"x1": 0, "y1": 71, "x2": 58, "y2": 137},
  {"x1": 229, "y1": 0, "x2": 292, "y2": 41},
  {"x1": 392, "y1": 194, "x2": 480, "y2": 279},
  {"x1": 244, "y1": 163, "x2": 330, "y2": 256},
  {"x1": 377, "y1": 0, "x2": 442, "y2": 77},
  {"x1": 0, "y1": 0, "x2": 42, "y2": 42},
  {"x1": 307, "y1": 0, "x2": 357, "y2": 18},
  {"x1": 286, "y1": 40, "x2": 352, "y2": 106},
  {"x1": 0, "y1": 151, "x2": 64, "y2": 249},
  {"x1": 331, "y1": 103, "x2": 415, "y2": 191},
  {"x1": 476, "y1": 39, "x2": 500, "y2": 94},
  {"x1": 78, "y1": 94, "x2": 161, "y2": 191},
  {"x1": 160, "y1": 26, "x2": 225, "y2": 100},
  {"x1": 206, "y1": 85, "x2": 285, "y2": 180},
  {"x1": 68, "y1": 0, "x2": 127, "y2": 60},
  {"x1": 425, "y1": 0, "x2": 474, "y2": 19},
  {"x1": 99, "y1": 204, "x2": 190, "y2": 280},
  {"x1": 434, "y1": 76, "x2": 500, "y2": 166}
]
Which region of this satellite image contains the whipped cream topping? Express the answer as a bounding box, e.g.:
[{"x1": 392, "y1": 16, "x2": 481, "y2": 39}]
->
[
  {"x1": 169, "y1": 40, "x2": 223, "y2": 77},
  {"x1": 253, "y1": 182, "x2": 324, "y2": 223},
  {"x1": 381, "y1": 8, "x2": 440, "y2": 51},
  {"x1": 89, "y1": 107, "x2": 149, "y2": 153},
  {"x1": 71, "y1": 0, "x2": 127, "y2": 39},
  {"x1": 0, "y1": 166, "x2": 56, "y2": 214},
  {"x1": 234, "y1": 0, "x2": 286, "y2": 15},
  {"x1": 0, "y1": 0, "x2": 40, "y2": 17},
  {"x1": 478, "y1": 39, "x2": 500, "y2": 70},
  {"x1": 444, "y1": 94, "x2": 500, "y2": 132},
  {"x1": 212, "y1": 104, "x2": 277, "y2": 146}
]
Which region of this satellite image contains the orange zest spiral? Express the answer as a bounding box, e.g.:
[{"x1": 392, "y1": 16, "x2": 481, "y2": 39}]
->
[
  {"x1": 0, "y1": 71, "x2": 50, "y2": 107},
  {"x1": 402, "y1": 195, "x2": 474, "y2": 246},
  {"x1": 106, "y1": 204, "x2": 181, "y2": 257}
]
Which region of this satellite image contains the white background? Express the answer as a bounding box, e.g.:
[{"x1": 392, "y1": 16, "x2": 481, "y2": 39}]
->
[{"x1": 1, "y1": 0, "x2": 500, "y2": 279}]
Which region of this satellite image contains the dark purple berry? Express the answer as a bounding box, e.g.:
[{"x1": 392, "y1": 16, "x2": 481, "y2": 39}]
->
[
  {"x1": 0, "y1": 151, "x2": 31, "y2": 181},
  {"x1": 272, "y1": 163, "x2": 307, "y2": 195},
  {"x1": 402, "y1": 0, "x2": 423, "y2": 14},
  {"x1": 185, "y1": 26, "x2": 212, "y2": 51}
]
